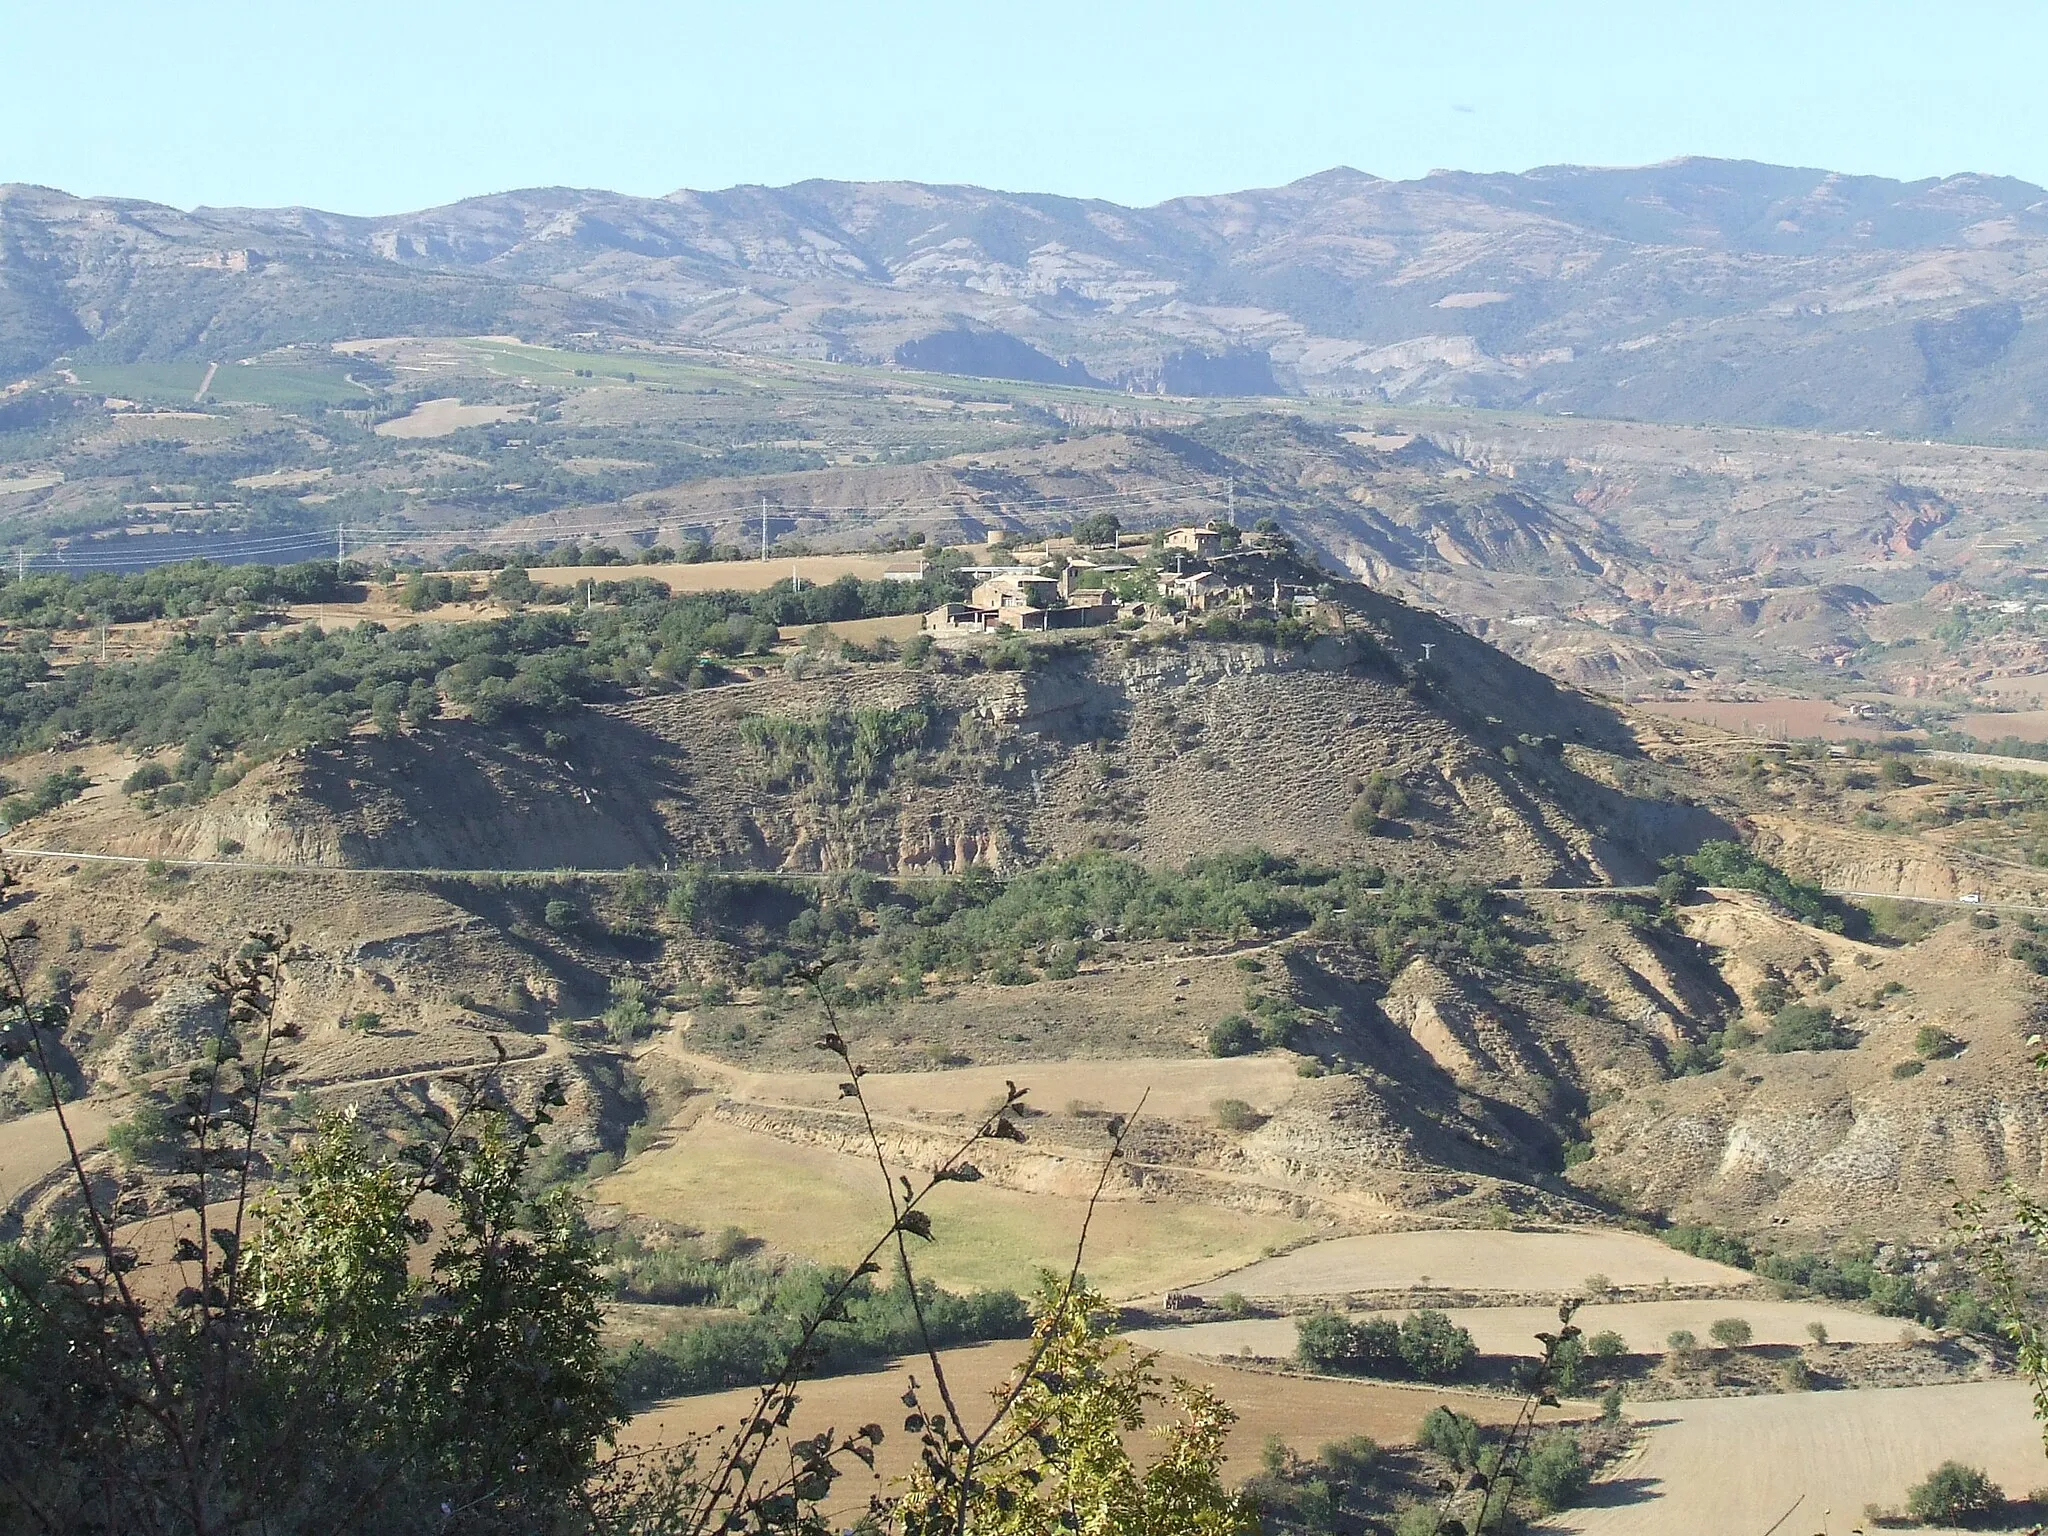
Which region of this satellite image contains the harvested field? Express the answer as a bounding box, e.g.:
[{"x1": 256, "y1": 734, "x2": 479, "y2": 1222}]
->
[
  {"x1": 1560, "y1": 1381, "x2": 2046, "y2": 1535},
  {"x1": 1633, "y1": 696, "x2": 1885, "y2": 741},
  {"x1": 0, "y1": 1102, "x2": 111, "y2": 1204},
  {"x1": 626, "y1": 1338, "x2": 1530, "y2": 1504},
  {"x1": 1149, "y1": 1299, "x2": 1926, "y2": 1360},
  {"x1": 1961, "y1": 709, "x2": 2048, "y2": 744},
  {"x1": 374, "y1": 398, "x2": 531, "y2": 438},
  {"x1": 1201, "y1": 1229, "x2": 1755, "y2": 1298},
  {"x1": 595, "y1": 1118, "x2": 1310, "y2": 1297}
]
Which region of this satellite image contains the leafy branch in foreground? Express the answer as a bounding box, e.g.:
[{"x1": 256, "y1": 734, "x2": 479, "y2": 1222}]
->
[
  {"x1": 0, "y1": 863, "x2": 618, "y2": 1534},
  {"x1": 1405, "y1": 1299, "x2": 1588, "y2": 1536},
  {"x1": 0, "y1": 882, "x2": 1252, "y2": 1534}
]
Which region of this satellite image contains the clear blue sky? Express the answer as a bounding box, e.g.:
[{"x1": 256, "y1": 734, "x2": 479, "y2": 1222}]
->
[{"x1": 6, "y1": 0, "x2": 2043, "y2": 213}]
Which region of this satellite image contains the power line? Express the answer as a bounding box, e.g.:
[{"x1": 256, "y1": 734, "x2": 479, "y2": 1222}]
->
[{"x1": 7, "y1": 475, "x2": 1240, "y2": 575}]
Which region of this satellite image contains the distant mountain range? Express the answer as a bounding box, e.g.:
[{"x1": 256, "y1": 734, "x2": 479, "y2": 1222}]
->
[{"x1": 5, "y1": 158, "x2": 2048, "y2": 437}]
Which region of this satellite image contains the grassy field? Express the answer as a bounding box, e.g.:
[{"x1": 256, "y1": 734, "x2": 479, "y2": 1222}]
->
[
  {"x1": 1203, "y1": 1230, "x2": 1757, "y2": 1297},
  {"x1": 69, "y1": 362, "x2": 212, "y2": 404},
  {"x1": 210, "y1": 358, "x2": 374, "y2": 409},
  {"x1": 1563, "y1": 1382, "x2": 2045, "y2": 1535},
  {"x1": 595, "y1": 1118, "x2": 1311, "y2": 1297},
  {"x1": 69, "y1": 358, "x2": 371, "y2": 409}
]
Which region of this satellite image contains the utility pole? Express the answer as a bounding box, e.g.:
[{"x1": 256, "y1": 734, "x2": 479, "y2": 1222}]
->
[
  {"x1": 760, "y1": 496, "x2": 768, "y2": 562},
  {"x1": 1227, "y1": 477, "x2": 1235, "y2": 529},
  {"x1": 336, "y1": 524, "x2": 346, "y2": 565}
]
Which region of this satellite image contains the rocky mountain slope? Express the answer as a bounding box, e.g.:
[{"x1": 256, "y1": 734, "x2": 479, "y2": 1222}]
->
[{"x1": 9, "y1": 158, "x2": 2048, "y2": 436}]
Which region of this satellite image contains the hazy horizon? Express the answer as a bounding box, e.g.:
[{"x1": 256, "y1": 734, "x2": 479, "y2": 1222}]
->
[{"x1": 7, "y1": 1, "x2": 2045, "y2": 215}]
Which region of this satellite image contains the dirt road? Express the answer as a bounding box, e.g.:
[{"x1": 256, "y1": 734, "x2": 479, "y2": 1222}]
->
[
  {"x1": 1560, "y1": 1381, "x2": 2045, "y2": 1535},
  {"x1": 0, "y1": 1101, "x2": 111, "y2": 1205}
]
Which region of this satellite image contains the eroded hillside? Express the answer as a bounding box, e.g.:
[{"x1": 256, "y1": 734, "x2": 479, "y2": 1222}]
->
[{"x1": 1, "y1": 570, "x2": 2042, "y2": 1302}]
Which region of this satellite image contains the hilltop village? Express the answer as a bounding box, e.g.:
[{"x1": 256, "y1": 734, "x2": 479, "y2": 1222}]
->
[{"x1": 924, "y1": 521, "x2": 1324, "y2": 637}]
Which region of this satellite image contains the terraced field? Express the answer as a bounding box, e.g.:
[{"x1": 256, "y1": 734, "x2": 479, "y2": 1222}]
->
[{"x1": 1197, "y1": 1228, "x2": 1757, "y2": 1299}]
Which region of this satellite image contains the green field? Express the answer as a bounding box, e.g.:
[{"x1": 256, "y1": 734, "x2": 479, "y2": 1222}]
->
[
  {"x1": 70, "y1": 357, "x2": 373, "y2": 409},
  {"x1": 68, "y1": 362, "x2": 212, "y2": 404}
]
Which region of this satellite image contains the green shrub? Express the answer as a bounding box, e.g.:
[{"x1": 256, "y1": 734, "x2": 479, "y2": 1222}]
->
[
  {"x1": 123, "y1": 761, "x2": 172, "y2": 794},
  {"x1": 1517, "y1": 1429, "x2": 1589, "y2": 1512},
  {"x1": 1708, "y1": 1316, "x2": 1753, "y2": 1348},
  {"x1": 1296, "y1": 1312, "x2": 1399, "y2": 1375},
  {"x1": 0, "y1": 766, "x2": 89, "y2": 825},
  {"x1": 1914, "y1": 1025, "x2": 1963, "y2": 1059},
  {"x1": 1348, "y1": 771, "x2": 1410, "y2": 833},
  {"x1": 543, "y1": 899, "x2": 579, "y2": 933},
  {"x1": 1940, "y1": 1291, "x2": 1997, "y2": 1337},
  {"x1": 1762, "y1": 1002, "x2": 1855, "y2": 1053},
  {"x1": 1674, "y1": 841, "x2": 1860, "y2": 933},
  {"x1": 1585, "y1": 1329, "x2": 1626, "y2": 1362},
  {"x1": 105, "y1": 1103, "x2": 178, "y2": 1167},
  {"x1": 1317, "y1": 1435, "x2": 1380, "y2": 1484},
  {"x1": 1416, "y1": 1406, "x2": 1483, "y2": 1470},
  {"x1": 1397, "y1": 1310, "x2": 1476, "y2": 1381},
  {"x1": 1663, "y1": 1223, "x2": 1752, "y2": 1268},
  {"x1": 1904, "y1": 1461, "x2": 2000, "y2": 1526},
  {"x1": 1208, "y1": 1014, "x2": 1261, "y2": 1057},
  {"x1": 1654, "y1": 868, "x2": 1702, "y2": 904},
  {"x1": 612, "y1": 1271, "x2": 1031, "y2": 1407},
  {"x1": 1213, "y1": 1097, "x2": 1263, "y2": 1132}
]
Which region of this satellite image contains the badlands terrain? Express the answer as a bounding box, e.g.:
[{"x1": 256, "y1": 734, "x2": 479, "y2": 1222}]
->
[
  {"x1": 7, "y1": 155, "x2": 2048, "y2": 1527},
  {"x1": 1, "y1": 528, "x2": 2045, "y2": 1528}
]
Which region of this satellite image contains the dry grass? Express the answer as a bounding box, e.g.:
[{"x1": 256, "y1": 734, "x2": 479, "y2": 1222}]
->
[
  {"x1": 595, "y1": 1118, "x2": 1309, "y2": 1297},
  {"x1": 777, "y1": 614, "x2": 927, "y2": 647},
  {"x1": 1203, "y1": 1229, "x2": 1755, "y2": 1297}
]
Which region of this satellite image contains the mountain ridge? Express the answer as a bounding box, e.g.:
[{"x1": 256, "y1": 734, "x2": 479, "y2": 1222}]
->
[{"x1": 6, "y1": 156, "x2": 2048, "y2": 437}]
